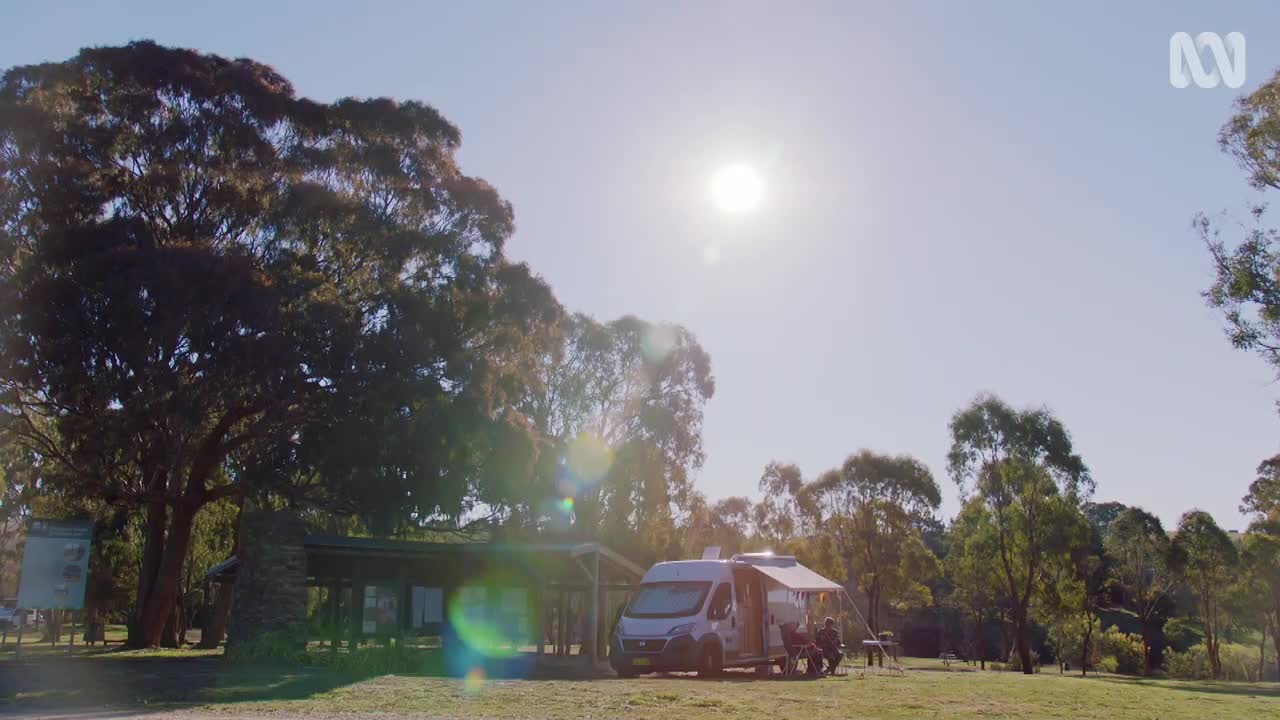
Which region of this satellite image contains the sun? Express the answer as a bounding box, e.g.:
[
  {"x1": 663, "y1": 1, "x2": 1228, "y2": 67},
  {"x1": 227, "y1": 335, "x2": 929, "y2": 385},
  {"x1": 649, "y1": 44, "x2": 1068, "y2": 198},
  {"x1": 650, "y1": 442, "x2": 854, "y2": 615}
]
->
[{"x1": 710, "y1": 163, "x2": 763, "y2": 213}]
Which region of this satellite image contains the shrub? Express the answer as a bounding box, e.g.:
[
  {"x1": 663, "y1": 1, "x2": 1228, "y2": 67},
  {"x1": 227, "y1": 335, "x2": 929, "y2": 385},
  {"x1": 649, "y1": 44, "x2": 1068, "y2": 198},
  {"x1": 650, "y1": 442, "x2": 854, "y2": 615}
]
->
[
  {"x1": 1005, "y1": 650, "x2": 1040, "y2": 672},
  {"x1": 1096, "y1": 655, "x2": 1119, "y2": 674},
  {"x1": 1162, "y1": 617, "x2": 1202, "y2": 652},
  {"x1": 1163, "y1": 644, "x2": 1209, "y2": 679},
  {"x1": 224, "y1": 629, "x2": 308, "y2": 664},
  {"x1": 1162, "y1": 642, "x2": 1262, "y2": 681},
  {"x1": 1044, "y1": 613, "x2": 1099, "y2": 671},
  {"x1": 1099, "y1": 628, "x2": 1145, "y2": 675},
  {"x1": 1220, "y1": 642, "x2": 1266, "y2": 682},
  {"x1": 305, "y1": 645, "x2": 439, "y2": 675}
]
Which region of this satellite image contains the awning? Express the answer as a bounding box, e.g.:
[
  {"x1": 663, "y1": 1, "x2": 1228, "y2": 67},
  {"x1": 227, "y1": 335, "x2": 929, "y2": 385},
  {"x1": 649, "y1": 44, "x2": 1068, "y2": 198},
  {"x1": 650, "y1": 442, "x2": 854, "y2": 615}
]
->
[{"x1": 750, "y1": 561, "x2": 842, "y2": 592}]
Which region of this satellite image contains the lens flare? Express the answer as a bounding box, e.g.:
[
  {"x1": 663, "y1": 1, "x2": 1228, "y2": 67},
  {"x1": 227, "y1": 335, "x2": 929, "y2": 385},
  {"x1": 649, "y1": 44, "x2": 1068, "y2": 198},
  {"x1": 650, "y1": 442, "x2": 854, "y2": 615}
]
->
[
  {"x1": 641, "y1": 325, "x2": 677, "y2": 364},
  {"x1": 565, "y1": 433, "x2": 612, "y2": 488},
  {"x1": 463, "y1": 666, "x2": 487, "y2": 693},
  {"x1": 560, "y1": 496, "x2": 575, "y2": 513},
  {"x1": 447, "y1": 578, "x2": 531, "y2": 661}
]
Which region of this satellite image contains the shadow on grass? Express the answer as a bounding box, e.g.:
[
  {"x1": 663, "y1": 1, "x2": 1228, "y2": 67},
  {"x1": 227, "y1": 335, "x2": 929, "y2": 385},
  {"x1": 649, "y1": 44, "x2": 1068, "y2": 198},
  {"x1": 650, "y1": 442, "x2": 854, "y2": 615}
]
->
[
  {"x1": 1091, "y1": 674, "x2": 1280, "y2": 698},
  {"x1": 0, "y1": 646, "x2": 852, "y2": 712},
  {"x1": 0, "y1": 646, "x2": 629, "y2": 712},
  {"x1": 0, "y1": 653, "x2": 366, "y2": 711}
]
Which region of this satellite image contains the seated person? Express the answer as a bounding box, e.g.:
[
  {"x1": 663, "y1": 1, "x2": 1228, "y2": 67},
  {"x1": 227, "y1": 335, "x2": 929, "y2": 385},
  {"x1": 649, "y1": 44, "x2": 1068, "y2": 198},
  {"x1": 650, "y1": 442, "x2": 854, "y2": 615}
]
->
[{"x1": 815, "y1": 617, "x2": 842, "y2": 674}]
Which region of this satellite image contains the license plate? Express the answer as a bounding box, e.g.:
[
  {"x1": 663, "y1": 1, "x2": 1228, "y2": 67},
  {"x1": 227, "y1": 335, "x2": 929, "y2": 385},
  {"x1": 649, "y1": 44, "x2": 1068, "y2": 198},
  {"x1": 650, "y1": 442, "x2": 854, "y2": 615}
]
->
[{"x1": 632, "y1": 658, "x2": 651, "y2": 666}]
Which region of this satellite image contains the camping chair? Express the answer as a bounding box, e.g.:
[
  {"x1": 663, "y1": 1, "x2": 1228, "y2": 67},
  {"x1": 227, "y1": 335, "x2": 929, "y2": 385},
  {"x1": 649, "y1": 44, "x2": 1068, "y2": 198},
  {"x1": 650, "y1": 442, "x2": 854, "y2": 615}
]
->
[{"x1": 782, "y1": 625, "x2": 822, "y2": 677}]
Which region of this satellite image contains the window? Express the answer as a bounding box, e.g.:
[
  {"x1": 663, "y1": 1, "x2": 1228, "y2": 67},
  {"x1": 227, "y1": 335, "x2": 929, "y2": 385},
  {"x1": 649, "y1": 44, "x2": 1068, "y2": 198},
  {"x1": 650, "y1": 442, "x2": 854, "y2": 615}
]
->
[
  {"x1": 458, "y1": 586, "x2": 488, "y2": 624},
  {"x1": 706, "y1": 583, "x2": 732, "y2": 620},
  {"x1": 410, "y1": 586, "x2": 443, "y2": 628},
  {"x1": 361, "y1": 585, "x2": 398, "y2": 635},
  {"x1": 624, "y1": 581, "x2": 712, "y2": 618}
]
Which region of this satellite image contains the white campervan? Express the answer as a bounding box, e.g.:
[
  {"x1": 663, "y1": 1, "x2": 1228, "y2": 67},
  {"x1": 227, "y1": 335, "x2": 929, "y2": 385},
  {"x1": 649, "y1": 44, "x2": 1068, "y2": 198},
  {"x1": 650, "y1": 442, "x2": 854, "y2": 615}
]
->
[{"x1": 609, "y1": 552, "x2": 841, "y2": 677}]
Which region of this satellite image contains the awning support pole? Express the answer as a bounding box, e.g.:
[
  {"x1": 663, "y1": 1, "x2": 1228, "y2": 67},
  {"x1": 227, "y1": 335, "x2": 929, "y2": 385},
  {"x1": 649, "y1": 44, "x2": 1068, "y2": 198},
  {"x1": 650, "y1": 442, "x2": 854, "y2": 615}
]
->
[
  {"x1": 588, "y1": 550, "x2": 600, "y2": 663},
  {"x1": 837, "y1": 588, "x2": 903, "y2": 675}
]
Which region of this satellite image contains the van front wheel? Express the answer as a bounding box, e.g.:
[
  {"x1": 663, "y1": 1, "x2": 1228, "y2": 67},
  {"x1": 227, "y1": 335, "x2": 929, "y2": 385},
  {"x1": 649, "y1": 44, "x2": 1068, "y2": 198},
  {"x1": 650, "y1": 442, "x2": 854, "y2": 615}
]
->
[{"x1": 697, "y1": 644, "x2": 723, "y2": 678}]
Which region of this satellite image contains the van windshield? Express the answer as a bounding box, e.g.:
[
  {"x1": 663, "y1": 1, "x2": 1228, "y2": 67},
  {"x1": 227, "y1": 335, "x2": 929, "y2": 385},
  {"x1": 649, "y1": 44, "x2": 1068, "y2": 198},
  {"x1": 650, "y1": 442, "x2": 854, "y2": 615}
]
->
[{"x1": 624, "y1": 581, "x2": 711, "y2": 618}]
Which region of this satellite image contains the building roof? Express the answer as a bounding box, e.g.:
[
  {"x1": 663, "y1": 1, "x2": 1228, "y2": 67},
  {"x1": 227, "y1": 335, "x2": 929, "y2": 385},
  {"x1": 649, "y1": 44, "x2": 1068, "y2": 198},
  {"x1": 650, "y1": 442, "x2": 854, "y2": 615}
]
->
[{"x1": 206, "y1": 535, "x2": 645, "y2": 583}]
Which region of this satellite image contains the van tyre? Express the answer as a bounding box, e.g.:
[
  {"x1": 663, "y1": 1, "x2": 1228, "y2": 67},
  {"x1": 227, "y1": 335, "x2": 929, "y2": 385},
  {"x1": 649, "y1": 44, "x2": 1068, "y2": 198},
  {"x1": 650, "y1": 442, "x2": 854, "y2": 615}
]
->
[{"x1": 698, "y1": 643, "x2": 723, "y2": 678}]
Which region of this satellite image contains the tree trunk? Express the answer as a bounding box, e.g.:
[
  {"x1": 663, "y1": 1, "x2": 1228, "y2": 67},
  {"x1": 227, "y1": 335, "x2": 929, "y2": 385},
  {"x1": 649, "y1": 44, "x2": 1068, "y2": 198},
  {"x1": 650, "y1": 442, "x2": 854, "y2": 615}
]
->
[
  {"x1": 867, "y1": 583, "x2": 879, "y2": 636},
  {"x1": 127, "y1": 498, "x2": 168, "y2": 648},
  {"x1": 176, "y1": 595, "x2": 189, "y2": 646},
  {"x1": 1272, "y1": 611, "x2": 1280, "y2": 682},
  {"x1": 1265, "y1": 604, "x2": 1280, "y2": 682},
  {"x1": 1260, "y1": 631, "x2": 1266, "y2": 682},
  {"x1": 1203, "y1": 594, "x2": 1223, "y2": 680},
  {"x1": 160, "y1": 607, "x2": 179, "y2": 648},
  {"x1": 997, "y1": 610, "x2": 1010, "y2": 662},
  {"x1": 1140, "y1": 621, "x2": 1153, "y2": 676},
  {"x1": 139, "y1": 503, "x2": 197, "y2": 648},
  {"x1": 42, "y1": 610, "x2": 62, "y2": 643},
  {"x1": 1080, "y1": 621, "x2": 1093, "y2": 677},
  {"x1": 1012, "y1": 604, "x2": 1033, "y2": 674},
  {"x1": 1206, "y1": 620, "x2": 1222, "y2": 679},
  {"x1": 976, "y1": 609, "x2": 986, "y2": 670}
]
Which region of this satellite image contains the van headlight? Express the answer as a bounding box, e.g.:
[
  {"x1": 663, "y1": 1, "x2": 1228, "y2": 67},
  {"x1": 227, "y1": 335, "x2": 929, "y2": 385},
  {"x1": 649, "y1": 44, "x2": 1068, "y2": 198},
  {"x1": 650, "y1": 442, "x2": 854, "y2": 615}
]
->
[{"x1": 668, "y1": 622, "x2": 696, "y2": 636}]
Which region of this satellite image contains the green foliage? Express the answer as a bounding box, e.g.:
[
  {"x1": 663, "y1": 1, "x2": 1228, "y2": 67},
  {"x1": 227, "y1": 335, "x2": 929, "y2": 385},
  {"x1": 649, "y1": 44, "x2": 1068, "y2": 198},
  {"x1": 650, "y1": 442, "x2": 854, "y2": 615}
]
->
[
  {"x1": 1104, "y1": 506, "x2": 1178, "y2": 672},
  {"x1": 1100, "y1": 628, "x2": 1146, "y2": 675},
  {"x1": 1204, "y1": 69, "x2": 1280, "y2": 372},
  {"x1": 1237, "y1": 457, "x2": 1280, "y2": 683},
  {"x1": 229, "y1": 640, "x2": 440, "y2": 677},
  {"x1": 1044, "y1": 608, "x2": 1099, "y2": 670},
  {"x1": 1163, "y1": 617, "x2": 1204, "y2": 652},
  {"x1": 519, "y1": 313, "x2": 715, "y2": 562},
  {"x1": 225, "y1": 634, "x2": 445, "y2": 677},
  {"x1": 1096, "y1": 655, "x2": 1119, "y2": 673},
  {"x1": 803, "y1": 450, "x2": 943, "y2": 631},
  {"x1": 947, "y1": 394, "x2": 1092, "y2": 675},
  {"x1": 1242, "y1": 457, "x2": 1280, "y2": 522},
  {"x1": 945, "y1": 498, "x2": 1005, "y2": 663},
  {"x1": 306, "y1": 646, "x2": 441, "y2": 675},
  {"x1": 0, "y1": 41, "x2": 562, "y2": 645},
  {"x1": 753, "y1": 462, "x2": 805, "y2": 549},
  {"x1": 1164, "y1": 642, "x2": 1266, "y2": 682},
  {"x1": 1083, "y1": 501, "x2": 1128, "y2": 543},
  {"x1": 1004, "y1": 649, "x2": 1040, "y2": 672},
  {"x1": 1220, "y1": 68, "x2": 1280, "y2": 191},
  {"x1": 224, "y1": 630, "x2": 308, "y2": 664},
  {"x1": 1173, "y1": 510, "x2": 1239, "y2": 678},
  {"x1": 947, "y1": 394, "x2": 1092, "y2": 499},
  {"x1": 679, "y1": 493, "x2": 755, "y2": 558}
]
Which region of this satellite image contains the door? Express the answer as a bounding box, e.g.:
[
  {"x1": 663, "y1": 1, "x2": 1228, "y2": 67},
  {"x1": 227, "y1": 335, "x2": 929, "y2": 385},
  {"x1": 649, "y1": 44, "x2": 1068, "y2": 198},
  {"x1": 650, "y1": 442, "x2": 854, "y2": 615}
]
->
[
  {"x1": 732, "y1": 568, "x2": 764, "y2": 658},
  {"x1": 706, "y1": 581, "x2": 737, "y2": 656}
]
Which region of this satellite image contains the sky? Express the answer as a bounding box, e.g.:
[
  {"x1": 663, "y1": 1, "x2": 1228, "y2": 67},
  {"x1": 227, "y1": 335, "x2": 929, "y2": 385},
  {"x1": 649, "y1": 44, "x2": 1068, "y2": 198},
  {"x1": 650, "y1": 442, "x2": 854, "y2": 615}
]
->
[{"x1": 4, "y1": 1, "x2": 1280, "y2": 531}]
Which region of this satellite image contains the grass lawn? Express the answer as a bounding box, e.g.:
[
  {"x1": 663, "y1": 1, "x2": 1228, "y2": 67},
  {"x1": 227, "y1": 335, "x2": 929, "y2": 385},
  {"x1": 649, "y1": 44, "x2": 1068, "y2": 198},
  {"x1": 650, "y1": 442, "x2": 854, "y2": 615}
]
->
[{"x1": 1, "y1": 654, "x2": 1278, "y2": 719}]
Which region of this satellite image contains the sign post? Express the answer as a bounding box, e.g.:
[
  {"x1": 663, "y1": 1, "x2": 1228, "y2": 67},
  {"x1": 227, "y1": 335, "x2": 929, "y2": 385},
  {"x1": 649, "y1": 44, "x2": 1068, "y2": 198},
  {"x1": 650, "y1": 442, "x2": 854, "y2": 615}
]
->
[{"x1": 15, "y1": 518, "x2": 93, "y2": 656}]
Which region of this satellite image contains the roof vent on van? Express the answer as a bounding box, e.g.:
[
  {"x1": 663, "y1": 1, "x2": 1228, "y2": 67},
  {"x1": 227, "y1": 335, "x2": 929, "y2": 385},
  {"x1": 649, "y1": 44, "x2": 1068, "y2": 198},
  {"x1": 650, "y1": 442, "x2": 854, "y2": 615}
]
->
[
  {"x1": 700, "y1": 546, "x2": 722, "y2": 560},
  {"x1": 730, "y1": 552, "x2": 798, "y2": 567}
]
